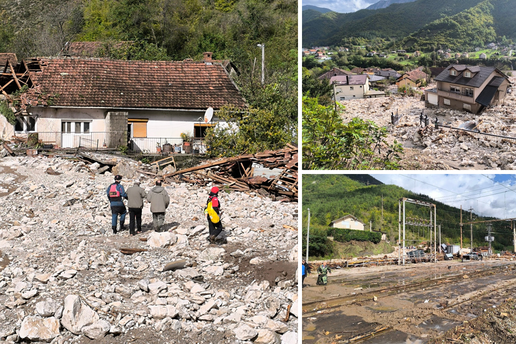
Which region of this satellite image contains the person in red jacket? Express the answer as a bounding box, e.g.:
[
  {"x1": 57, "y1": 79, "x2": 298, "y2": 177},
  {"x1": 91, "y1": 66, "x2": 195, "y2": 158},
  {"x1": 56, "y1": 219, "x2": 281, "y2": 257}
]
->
[{"x1": 206, "y1": 186, "x2": 223, "y2": 243}]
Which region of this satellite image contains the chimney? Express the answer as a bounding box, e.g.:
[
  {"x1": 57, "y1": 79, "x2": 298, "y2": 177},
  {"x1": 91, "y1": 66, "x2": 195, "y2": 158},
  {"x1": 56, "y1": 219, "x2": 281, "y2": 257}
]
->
[{"x1": 203, "y1": 52, "x2": 213, "y2": 61}]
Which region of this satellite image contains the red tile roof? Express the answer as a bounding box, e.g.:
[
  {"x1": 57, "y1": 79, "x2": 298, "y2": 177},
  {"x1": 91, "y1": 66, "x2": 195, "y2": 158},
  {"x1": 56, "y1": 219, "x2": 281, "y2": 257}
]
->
[
  {"x1": 24, "y1": 57, "x2": 246, "y2": 110},
  {"x1": 0, "y1": 53, "x2": 18, "y2": 69}
]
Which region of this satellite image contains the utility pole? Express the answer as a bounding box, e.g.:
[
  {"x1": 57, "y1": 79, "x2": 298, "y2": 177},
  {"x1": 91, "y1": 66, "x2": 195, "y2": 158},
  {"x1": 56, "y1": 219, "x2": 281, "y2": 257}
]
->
[
  {"x1": 333, "y1": 82, "x2": 337, "y2": 114},
  {"x1": 257, "y1": 44, "x2": 265, "y2": 85},
  {"x1": 487, "y1": 223, "x2": 492, "y2": 255},
  {"x1": 306, "y1": 208, "x2": 310, "y2": 262},
  {"x1": 460, "y1": 205, "x2": 463, "y2": 252},
  {"x1": 439, "y1": 224, "x2": 441, "y2": 252},
  {"x1": 381, "y1": 195, "x2": 384, "y2": 230},
  {"x1": 513, "y1": 220, "x2": 516, "y2": 254},
  {"x1": 370, "y1": 220, "x2": 372, "y2": 231},
  {"x1": 469, "y1": 207, "x2": 473, "y2": 253}
]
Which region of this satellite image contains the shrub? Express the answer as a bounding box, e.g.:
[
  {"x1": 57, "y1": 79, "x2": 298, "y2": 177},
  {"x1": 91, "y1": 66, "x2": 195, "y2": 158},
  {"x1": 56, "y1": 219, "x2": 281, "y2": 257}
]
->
[{"x1": 328, "y1": 228, "x2": 382, "y2": 244}]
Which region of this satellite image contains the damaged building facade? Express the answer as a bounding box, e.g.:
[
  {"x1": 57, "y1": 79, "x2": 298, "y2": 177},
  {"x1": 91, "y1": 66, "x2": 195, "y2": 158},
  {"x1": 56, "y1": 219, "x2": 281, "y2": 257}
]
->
[
  {"x1": 0, "y1": 53, "x2": 246, "y2": 152},
  {"x1": 425, "y1": 64, "x2": 511, "y2": 114}
]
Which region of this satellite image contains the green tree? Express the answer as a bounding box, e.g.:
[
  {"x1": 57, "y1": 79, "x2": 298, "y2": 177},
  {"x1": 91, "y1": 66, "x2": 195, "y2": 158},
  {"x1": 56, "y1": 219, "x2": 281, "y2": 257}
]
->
[{"x1": 302, "y1": 97, "x2": 403, "y2": 170}]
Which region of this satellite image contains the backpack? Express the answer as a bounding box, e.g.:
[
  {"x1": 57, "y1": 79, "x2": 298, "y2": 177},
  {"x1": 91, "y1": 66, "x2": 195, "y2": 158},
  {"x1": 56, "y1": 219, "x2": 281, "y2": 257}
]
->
[
  {"x1": 205, "y1": 200, "x2": 220, "y2": 223},
  {"x1": 109, "y1": 184, "x2": 120, "y2": 198}
]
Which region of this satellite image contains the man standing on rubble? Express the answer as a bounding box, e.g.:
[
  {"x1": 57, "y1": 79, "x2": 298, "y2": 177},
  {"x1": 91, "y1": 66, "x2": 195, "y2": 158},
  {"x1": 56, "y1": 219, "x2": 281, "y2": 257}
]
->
[
  {"x1": 206, "y1": 186, "x2": 223, "y2": 243},
  {"x1": 107, "y1": 175, "x2": 128, "y2": 234},
  {"x1": 126, "y1": 180, "x2": 146, "y2": 235},
  {"x1": 147, "y1": 180, "x2": 170, "y2": 232}
]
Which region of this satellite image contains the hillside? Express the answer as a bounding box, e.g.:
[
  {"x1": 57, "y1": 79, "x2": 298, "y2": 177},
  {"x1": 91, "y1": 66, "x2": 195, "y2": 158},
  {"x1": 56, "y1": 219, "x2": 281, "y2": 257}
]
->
[
  {"x1": 302, "y1": 5, "x2": 333, "y2": 13},
  {"x1": 302, "y1": 0, "x2": 515, "y2": 50},
  {"x1": 396, "y1": 0, "x2": 501, "y2": 51},
  {"x1": 302, "y1": 175, "x2": 513, "y2": 250},
  {"x1": 366, "y1": 0, "x2": 417, "y2": 10}
]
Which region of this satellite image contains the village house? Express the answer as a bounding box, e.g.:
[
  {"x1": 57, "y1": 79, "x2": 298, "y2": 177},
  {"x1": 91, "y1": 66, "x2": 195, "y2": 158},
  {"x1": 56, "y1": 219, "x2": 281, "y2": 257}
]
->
[
  {"x1": 396, "y1": 68, "x2": 428, "y2": 89},
  {"x1": 330, "y1": 215, "x2": 365, "y2": 230},
  {"x1": 330, "y1": 75, "x2": 385, "y2": 100},
  {"x1": 375, "y1": 68, "x2": 401, "y2": 79},
  {"x1": 0, "y1": 54, "x2": 246, "y2": 153},
  {"x1": 424, "y1": 64, "x2": 511, "y2": 114},
  {"x1": 317, "y1": 67, "x2": 353, "y2": 80}
]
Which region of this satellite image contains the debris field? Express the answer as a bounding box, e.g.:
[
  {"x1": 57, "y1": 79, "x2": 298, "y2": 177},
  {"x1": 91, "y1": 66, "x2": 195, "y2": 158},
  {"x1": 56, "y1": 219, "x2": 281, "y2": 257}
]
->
[
  {"x1": 0, "y1": 154, "x2": 298, "y2": 344},
  {"x1": 340, "y1": 76, "x2": 516, "y2": 170}
]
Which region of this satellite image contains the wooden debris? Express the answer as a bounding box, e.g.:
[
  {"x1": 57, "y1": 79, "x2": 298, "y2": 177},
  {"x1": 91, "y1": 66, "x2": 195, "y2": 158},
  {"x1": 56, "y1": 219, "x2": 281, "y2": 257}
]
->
[
  {"x1": 162, "y1": 146, "x2": 298, "y2": 201},
  {"x1": 162, "y1": 259, "x2": 187, "y2": 272},
  {"x1": 45, "y1": 167, "x2": 61, "y2": 175},
  {"x1": 3, "y1": 143, "x2": 14, "y2": 156},
  {"x1": 120, "y1": 248, "x2": 148, "y2": 255},
  {"x1": 283, "y1": 304, "x2": 291, "y2": 322}
]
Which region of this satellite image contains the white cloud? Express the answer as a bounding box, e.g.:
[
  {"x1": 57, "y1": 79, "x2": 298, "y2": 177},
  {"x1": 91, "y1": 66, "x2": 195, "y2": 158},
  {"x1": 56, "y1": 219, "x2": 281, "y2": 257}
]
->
[
  {"x1": 303, "y1": 0, "x2": 377, "y2": 13},
  {"x1": 372, "y1": 174, "x2": 516, "y2": 219}
]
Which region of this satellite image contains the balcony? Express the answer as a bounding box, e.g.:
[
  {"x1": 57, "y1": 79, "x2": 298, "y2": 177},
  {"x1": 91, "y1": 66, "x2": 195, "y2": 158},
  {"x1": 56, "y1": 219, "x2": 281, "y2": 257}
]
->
[{"x1": 437, "y1": 88, "x2": 474, "y2": 102}]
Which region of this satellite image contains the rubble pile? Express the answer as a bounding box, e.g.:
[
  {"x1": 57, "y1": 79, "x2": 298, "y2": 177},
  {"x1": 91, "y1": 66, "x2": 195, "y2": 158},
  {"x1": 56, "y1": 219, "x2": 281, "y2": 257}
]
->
[
  {"x1": 0, "y1": 155, "x2": 298, "y2": 343},
  {"x1": 160, "y1": 145, "x2": 298, "y2": 201},
  {"x1": 341, "y1": 77, "x2": 516, "y2": 170}
]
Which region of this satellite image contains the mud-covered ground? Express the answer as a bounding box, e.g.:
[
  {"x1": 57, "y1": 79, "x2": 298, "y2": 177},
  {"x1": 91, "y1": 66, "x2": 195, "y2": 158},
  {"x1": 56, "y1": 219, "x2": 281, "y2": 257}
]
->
[{"x1": 303, "y1": 258, "x2": 516, "y2": 343}]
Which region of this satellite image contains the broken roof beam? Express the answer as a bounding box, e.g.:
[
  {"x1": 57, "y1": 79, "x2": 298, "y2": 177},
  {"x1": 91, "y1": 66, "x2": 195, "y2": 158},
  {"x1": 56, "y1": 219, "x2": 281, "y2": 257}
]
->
[{"x1": 8, "y1": 60, "x2": 22, "y2": 90}]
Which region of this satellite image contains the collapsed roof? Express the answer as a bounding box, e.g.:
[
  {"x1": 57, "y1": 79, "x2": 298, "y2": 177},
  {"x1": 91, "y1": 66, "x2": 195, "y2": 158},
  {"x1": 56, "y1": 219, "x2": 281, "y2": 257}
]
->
[{"x1": 0, "y1": 57, "x2": 247, "y2": 114}]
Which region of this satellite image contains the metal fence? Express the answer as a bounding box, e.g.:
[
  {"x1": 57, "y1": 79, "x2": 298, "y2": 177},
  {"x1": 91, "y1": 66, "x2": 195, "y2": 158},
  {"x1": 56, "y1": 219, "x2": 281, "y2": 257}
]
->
[{"x1": 15, "y1": 131, "x2": 207, "y2": 153}]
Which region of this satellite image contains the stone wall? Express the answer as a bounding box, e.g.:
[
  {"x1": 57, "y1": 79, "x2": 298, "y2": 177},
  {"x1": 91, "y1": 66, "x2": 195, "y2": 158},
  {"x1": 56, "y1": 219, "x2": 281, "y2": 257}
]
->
[{"x1": 105, "y1": 112, "x2": 127, "y2": 148}]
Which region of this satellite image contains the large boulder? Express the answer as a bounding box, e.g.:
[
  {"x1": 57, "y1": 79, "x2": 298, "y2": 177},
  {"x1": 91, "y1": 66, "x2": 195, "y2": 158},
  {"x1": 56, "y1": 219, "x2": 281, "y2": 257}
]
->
[
  {"x1": 61, "y1": 295, "x2": 99, "y2": 334},
  {"x1": 82, "y1": 320, "x2": 111, "y2": 340},
  {"x1": 19, "y1": 316, "x2": 60, "y2": 342},
  {"x1": 234, "y1": 324, "x2": 258, "y2": 341},
  {"x1": 147, "y1": 232, "x2": 177, "y2": 248}
]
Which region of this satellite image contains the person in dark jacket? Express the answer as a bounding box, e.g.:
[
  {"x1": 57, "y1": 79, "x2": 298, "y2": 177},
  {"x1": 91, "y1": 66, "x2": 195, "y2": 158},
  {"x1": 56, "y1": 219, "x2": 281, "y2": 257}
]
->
[
  {"x1": 126, "y1": 180, "x2": 147, "y2": 235},
  {"x1": 146, "y1": 180, "x2": 170, "y2": 232},
  {"x1": 302, "y1": 259, "x2": 311, "y2": 287},
  {"x1": 206, "y1": 186, "x2": 223, "y2": 243},
  {"x1": 106, "y1": 175, "x2": 128, "y2": 234}
]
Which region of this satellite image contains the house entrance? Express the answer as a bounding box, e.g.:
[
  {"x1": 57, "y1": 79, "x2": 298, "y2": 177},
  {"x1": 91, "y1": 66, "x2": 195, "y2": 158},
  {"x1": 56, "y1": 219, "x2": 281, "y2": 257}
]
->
[{"x1": 61, "y1": 121, "x2": 91, "y2": 148}]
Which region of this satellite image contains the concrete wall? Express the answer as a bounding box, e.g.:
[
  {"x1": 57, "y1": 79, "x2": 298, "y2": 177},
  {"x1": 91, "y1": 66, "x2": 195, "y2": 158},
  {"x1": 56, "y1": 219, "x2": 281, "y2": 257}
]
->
[
  {"x1": 335, "y1": 85, "x2": 365, "y2": 100},
  {"x1": 105, "y1": 111, "x2": 128, "y2": 148}
]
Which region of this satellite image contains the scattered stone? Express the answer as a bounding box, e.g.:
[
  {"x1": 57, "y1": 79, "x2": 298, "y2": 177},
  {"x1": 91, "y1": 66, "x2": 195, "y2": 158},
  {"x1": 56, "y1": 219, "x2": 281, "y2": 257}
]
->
[
  {"x1": 234, "y1": 323, "x2": 258, "y2": 341},
  {"x1": 61, "y1": 295, "x2": 100, "y2": 334},
  {"x1": 19, "y1": 316, "x2": 60, "y2": 342}
]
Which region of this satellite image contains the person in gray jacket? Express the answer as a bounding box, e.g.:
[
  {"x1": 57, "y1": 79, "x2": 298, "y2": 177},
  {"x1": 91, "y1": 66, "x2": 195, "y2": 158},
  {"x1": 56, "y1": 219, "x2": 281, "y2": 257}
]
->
[
  {"x1": 146, "y1": 180, "x2": 170, "y2": 232},
  {"x1": 126, "y1": 180, "x2": 147, "y2": 235}
]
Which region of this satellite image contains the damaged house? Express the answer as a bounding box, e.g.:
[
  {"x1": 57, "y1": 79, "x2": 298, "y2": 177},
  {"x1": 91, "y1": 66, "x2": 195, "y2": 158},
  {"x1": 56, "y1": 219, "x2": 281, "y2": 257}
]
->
[
  {"x1": 0, "y1": 53, "x2": 246, "y2": 152},
  {"x1": 425, "y1": 64, "x2": 510, "y2": 114}
]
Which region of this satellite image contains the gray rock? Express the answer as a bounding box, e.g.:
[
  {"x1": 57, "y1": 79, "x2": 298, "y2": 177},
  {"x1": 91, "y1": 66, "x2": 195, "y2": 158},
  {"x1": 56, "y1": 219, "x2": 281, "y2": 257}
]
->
[
  {"x1": 35, "y1": 298, "x2": 59, "y2": 317},
  {"x1": 61, "y1": 295, "x2": 99, "y2": 334},
  {"x1": 82, "y1": 319, "x2": 111, "y2": 339},
  {"x1": 256, "y1": 329, "x2": 279, "y2": 344},
  {"x1": 19, "y1": 316, "x2": 60, "y2": 342},
  {"x1": 280, "y1": 331, "x2": 298, "y2": 344},
  {"x1": 234, "y1": 323, "x2": 258, "y2": 341}
]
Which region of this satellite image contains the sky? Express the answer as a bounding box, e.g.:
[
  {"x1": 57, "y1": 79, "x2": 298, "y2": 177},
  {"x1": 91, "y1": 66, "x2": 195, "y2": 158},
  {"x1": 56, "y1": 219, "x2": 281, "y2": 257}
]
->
[
  {"x1": 303, "y1": 0, "x2": 377, "y2": 13},
  {"x1": 372, "y1": 174, "x2": 516, "y2": 219}
]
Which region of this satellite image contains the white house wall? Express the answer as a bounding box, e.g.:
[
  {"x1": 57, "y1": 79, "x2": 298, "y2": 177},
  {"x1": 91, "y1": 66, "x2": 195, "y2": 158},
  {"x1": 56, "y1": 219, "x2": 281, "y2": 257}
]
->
[{"x1": 0, "y1": 115, "x2": 14, "y2": 140}]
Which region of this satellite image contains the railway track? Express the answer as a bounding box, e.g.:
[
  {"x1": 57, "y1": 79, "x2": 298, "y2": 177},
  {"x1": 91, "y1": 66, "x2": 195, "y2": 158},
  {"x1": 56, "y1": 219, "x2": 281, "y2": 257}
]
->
[{"x1": 303, "y1": 261, "x2": 516, "y2": 344}]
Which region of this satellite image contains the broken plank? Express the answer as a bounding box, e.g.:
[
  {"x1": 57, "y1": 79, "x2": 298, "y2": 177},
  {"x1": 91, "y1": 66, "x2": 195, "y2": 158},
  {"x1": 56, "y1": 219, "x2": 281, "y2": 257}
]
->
[
  {"x1": 8, "y1": 60, "x2": 22, "y2": 90},
  {"x1": 120, "y1": 248, "x2": 148, "y2": 255}
]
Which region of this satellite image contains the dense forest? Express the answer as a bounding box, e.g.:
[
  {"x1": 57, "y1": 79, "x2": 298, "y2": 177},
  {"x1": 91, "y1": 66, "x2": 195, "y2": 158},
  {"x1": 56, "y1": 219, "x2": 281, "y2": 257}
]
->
[
  {"x1": 302, "y1": 0, "x2": 515, "y2": 51},
  {"x1": 0, "y1": 0, "x2": 298, "y2": 155},
  {"x1": 302, "y1": 175, "x2": 514, "y2": 252}
]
